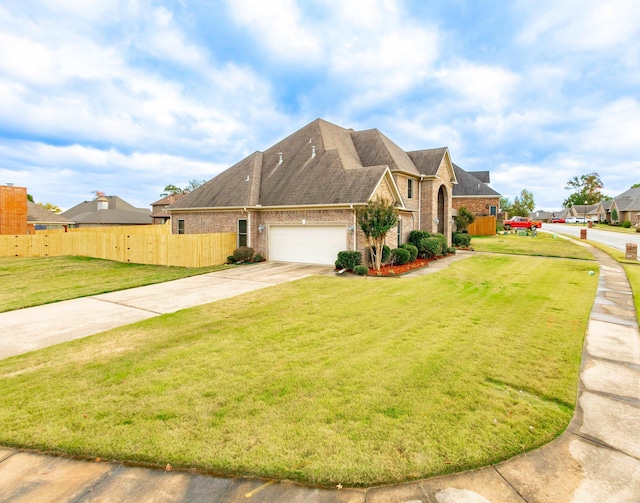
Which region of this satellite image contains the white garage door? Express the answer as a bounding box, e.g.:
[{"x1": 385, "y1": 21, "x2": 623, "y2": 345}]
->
[{"x1": 270, "y1": 225, "x2": 347, "y2": 265}]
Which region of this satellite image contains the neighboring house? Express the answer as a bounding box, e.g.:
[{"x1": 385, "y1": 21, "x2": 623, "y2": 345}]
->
[
  {"x1": 61, "y1": 196, "x2": 151, "y2": 228},
  {"x1": 609, "y1": 187, "x2": 640, "y2": 224},
  {"x1": 530, "y1": 210, "x2": 553, "y2": 222},
  {"x1": 168, "y1": 118, "x2": 463, "y2": 265},
  {"x1": 27, "y1": 201, "x2": 75, "y2": 233},
  {"x1": 567, "y1": 203, "x2": 605, "y2": 222},
  {"x1": 452, "y1": 165, "x2": 501, "y2": 217},
  {"x1": 0, "y1": 184, "x2": 27, "y2": 235},
  {"x1": 150, "y1": 193, "x2": 188, "y2": 224}
]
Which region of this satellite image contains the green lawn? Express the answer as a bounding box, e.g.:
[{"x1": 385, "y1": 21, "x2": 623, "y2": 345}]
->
[
  {"x1": 0, "y1": 255, "x2": 598, "y2": 486},
  {"x1": 623, "y1": 264, "x2": 640, "y2": 323},
  {"x1": 471, "y1": 232, "x2": 594, "y2": 260},
  {"x1": 593, "y1": 223, "x2": 638, "y2": 234},
  {"x1": 0, "y1": 256, "x2": 229, "y2": 313}
]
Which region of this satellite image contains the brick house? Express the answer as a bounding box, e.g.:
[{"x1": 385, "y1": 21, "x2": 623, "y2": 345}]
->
[
  {"x1": 168, "y1": 118, "x2": 465, "y2": 265},
  {"x1": 451, "y1": 165, "x2": 501, "y2": 218},
  {"x1": 0, "y1": 185, "x2": 28, "y2": 235},
  {"x1": 27, "y1": 201, "x2": 75, "y2": 233},
  {"x1": 608, "y1": 187, "x2": 640, "y2": 224},
  {"x1": 150, "y1": 193, "x2": 188, "y2": 224}
]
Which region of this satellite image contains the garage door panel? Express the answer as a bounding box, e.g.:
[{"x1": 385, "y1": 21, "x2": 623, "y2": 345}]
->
[{"x1": 270, "y1": 226, "x2": 346, "y2": 265}]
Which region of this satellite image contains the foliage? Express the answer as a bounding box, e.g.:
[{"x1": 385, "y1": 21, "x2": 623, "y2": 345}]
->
[
  {"x1": 510, "y1": 189, "x2": 535, "y2": 217},
  {"x1": 37, "y1": 202, "x2": 62, "y2": 214},
  {"x1": 335, "y1": 251, "x2": 362, "y2": 270},
  {"x1": 611, "y1": 209, "x2": 619, "y2": 222},
  {"x1": 632, "y1": 183, "x2": 640, "y2": 189},
  {"x1": 353, "y1": 265, "x2": 369, "y2": 276},
  {"x1": 622, "y1": 220, "x2": 632, "y2": 228},
  {"x1": 367, "y1": 245, "x2": 391, "y2": 266},
  {"x1": 499, "y1": 196, "x2": 512, "y2": 216},
  {"x1": 447, "y1": 247, "x2": 456, "y2": 254},
  {"x1": 408, "y1": 230, "x2": 430, "y2": 249},
  {"x1": 400, "y1": 243, "x2": 418, "y2": 262},
  {"x1": 92, "y1": 190, "x2": 105, "y2": 198},
  {"x1": 227, "y1": 255, "x2": 236, "y2": 264},
  {"x1": 232, "y1": 246, "x2": 254, "y2": 262},
  {"x1": 390, "y1": 247, "x2": 411, "y2": 265},
  {"x1": 562, "y1": 172, "x2": 605, "y2": 207},
  {"x1": 454, "y1": 206, "x2": 476, "y2": 231},
  {"x1": 27, "y1": 194, "x2": 34, "y2": 202},
  {"x1": 452, "y1": 232, "x2": 471, "y2": 247},
  {"x1": 356, "y1": 197, "x2": 398, "y2": 271},
  {"x1": 253, "y1": 254, "x2": 265, "y2": 262},
  {"x1": 161, "y1": 179, "x2": 206, "y2": 197},
  {"x1": 419, "y1": 237, "x2": 444, "y2": 258},
  {"x1": 432, "y1": 233, "x2": 448, "y2": 254}
]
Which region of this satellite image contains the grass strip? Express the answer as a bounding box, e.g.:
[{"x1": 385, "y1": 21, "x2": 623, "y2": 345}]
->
[
  {"x1": 0, "y1": 256, "x2": 229, "y2": 312},
  {"x1": 0, "y1": 255, "x2": 597, "y2": 486},
  {"x1": 471, "y1": 233, "x2": 594, "y2": 260}
]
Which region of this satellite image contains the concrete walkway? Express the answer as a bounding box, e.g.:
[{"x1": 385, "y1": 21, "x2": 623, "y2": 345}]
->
[
  {"x1": 1, "y1": 250, "x2": 639, "y2": 502},
  {"x1": 0, "y1": 262, "x2": 332, "y2": 360}
]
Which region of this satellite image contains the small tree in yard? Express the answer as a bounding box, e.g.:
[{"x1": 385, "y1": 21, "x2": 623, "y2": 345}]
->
[
  {"x1": 454, "y1": 206, "x2": 475, "y2": 232},
  {"x1": 357, "y1": 197, "x2": 398, "y2": 271}
]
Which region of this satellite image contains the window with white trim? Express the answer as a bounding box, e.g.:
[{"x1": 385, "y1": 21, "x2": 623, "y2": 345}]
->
[
  {"x1": 407, "y1": 179, "x2": 413, "y2": 199},
  {"x1": 177, "y1": 219, "x2": 185, "y2": 234},
  {"x1": 238, "y1": 219, "x2": 248, "y2": 247}
]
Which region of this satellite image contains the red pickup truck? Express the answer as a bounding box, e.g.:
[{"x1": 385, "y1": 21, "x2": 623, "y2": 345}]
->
[{"x1": 503, "y1": 216, "x2": 542, "y2": 230}]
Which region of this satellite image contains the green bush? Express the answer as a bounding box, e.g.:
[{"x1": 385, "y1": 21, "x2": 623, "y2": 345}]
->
[
  {"x1": 227, "y1": 255, "x2": 236, "y2": 264},
  {"x1": 390, "y1": 247, "x2": 411, "y2": 265},
  {"x1": 368, "y1": 245, "x2": 391, "y2": 266},
  {"x1": 353, "y1": 265, "x2": 369, "y2": 276},
  {"x1": 452, "y1": 232, "x2": 471, "y2": 247},
  {"x1": 622, "y1": 220, "x2": 632, "y2": 228},
  {"x1": 447, "y1": 247, "x2": 456, "y2": 254},
  {"x1": 400, "y1": 243, "x2": 418, "y2": 262},
  {"x1": 431, "y1": 233, "x2": 448, "y2": 254},
  {"x1": 408, "y1": 230, "x2": 430, "y2": 249},
  {"x1": 233, "y1": 246, "x2": 254, "y2": 262},
  {"x1": 419, "y1": 237, "x2": 443, "y2": 258},
  {"x1": 253, "y1": 254, "x2": 265, "y2": 262},
  {"x1": 335, "y1": 251, "x2": 362, "y2": 270}
]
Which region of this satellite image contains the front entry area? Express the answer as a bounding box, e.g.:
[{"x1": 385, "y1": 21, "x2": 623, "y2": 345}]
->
[{"x1": 269, "y1": 225, "x2": 346, "y2": 265}]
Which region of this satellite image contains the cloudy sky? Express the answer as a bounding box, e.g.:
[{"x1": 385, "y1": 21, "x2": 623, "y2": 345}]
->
[{"x1": 1, "y1": 0, "x2": 639, "y2": 211}]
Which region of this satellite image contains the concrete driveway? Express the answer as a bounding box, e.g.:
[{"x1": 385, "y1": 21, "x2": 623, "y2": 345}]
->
[{"x1": 0, "y1": 262, "x2": 332, "y2": 360}]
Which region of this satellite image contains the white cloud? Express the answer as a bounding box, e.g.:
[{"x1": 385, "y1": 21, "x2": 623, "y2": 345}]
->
[
  {"x1": 517, "y1": 0, "x2": 640, "y2": 51},
  {"x1": 224, "y1": 0, "x2": 322, "y2": 62},
  {"x1": 435, "y1": 62, "x2": 521, "y2": 113}
]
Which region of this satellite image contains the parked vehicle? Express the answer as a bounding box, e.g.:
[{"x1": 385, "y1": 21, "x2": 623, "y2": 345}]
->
[
  {"x1": 503, "y1": 216, "x2": 543, "y2": 230},
  {"x1": 550, "y1": 217, "x2": 565, "y2": 223},
  {"x1": 565, "y1": 217, "x2": 586, "y2": 224}
]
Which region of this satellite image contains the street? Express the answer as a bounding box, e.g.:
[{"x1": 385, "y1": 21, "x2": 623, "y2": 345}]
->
[{"x1": 542, "y1": 223, "x2": 640, "y2": 260}]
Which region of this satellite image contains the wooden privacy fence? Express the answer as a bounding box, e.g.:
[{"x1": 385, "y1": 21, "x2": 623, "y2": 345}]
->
[
  {"x1": 467, "y1": 216, "x2": 497, "y2": 236},
  {"x1": 0, "y1": 231, "x2": 236, "y2": 268},
  {"x1": 35, "y1": 223, "x2": 171, "y2": 235}
]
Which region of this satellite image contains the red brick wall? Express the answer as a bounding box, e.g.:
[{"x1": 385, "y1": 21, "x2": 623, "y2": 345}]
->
[
  {"x1": 0, "y1": 186, "x2": 28, "y2": 235},
  {"x1": 452, "y1": 197, "x2": 500, "y2": 216}
]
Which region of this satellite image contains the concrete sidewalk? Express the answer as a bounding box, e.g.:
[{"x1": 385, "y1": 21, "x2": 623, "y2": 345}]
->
[{"x1": 1, "y1": 251, "x2": 639, "y2": 502}]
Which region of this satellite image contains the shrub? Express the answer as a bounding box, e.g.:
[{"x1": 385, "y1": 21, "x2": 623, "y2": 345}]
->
[
  {"x1": 447, "y1": 247, "x2": 456, "y2": 254},
  {"x1": 452, "y1": 232, "x2": 471, "y2": 247},
  {"x1": 335, "y1": 250, "x2": 362, "y2": 270},
  {"x1": 253, "y1": 254, "x2": 265, "y2": 262},
  {"x1": 419, "y1": 237, "x2": 444, "y2": 258},
  {"x1": 227, "y1": 255, "x2": 236, "y2": 264},
  {"x1": 390, "y1": 247, "x2": 411, "y2": 265},
  {"x1": 622, "y1": 220, "x2": 632, "y2": 228},
  {"x1": 353, "y1": 265, "x2": 369, "y2": 276},
  {"x1": 233, "y1": 246, "x2": 254, "y2": 262},
  {"x1": 408, "y1": 230, "x2": 430, "y2": 249},
  {"x1": 430, "y1": 233, "x2": 448, "y2": 255},
  {"x1": 368, "y1": 245, "x2": 391, "y2": 266},
  {"x1": 400, "y1": 243, "x2": 418, "y2": 262}
]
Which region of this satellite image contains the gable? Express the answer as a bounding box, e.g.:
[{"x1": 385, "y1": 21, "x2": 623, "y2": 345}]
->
[
  {"x1": 434, "y1": 149, "x2": 457, "y2": 184},
  {"x1": 369, "y1": 169, "x2": 404, "y2": 207}
]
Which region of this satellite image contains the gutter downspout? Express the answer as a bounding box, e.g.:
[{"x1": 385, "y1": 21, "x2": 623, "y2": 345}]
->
[{"x1": 351, "y1": 204, "x2": 357, "y2": 251}]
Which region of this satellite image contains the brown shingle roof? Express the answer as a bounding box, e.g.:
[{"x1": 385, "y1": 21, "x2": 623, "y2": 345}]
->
[
  {"x1": 27, "y1": 201, "x2": 75, "y2": 225},
  {"x1": 170, "y1": 119, "x2": 455, "y2": 211},
  {"x1": 61, "y1": 196, "x2": 151, "y2": 225}
]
